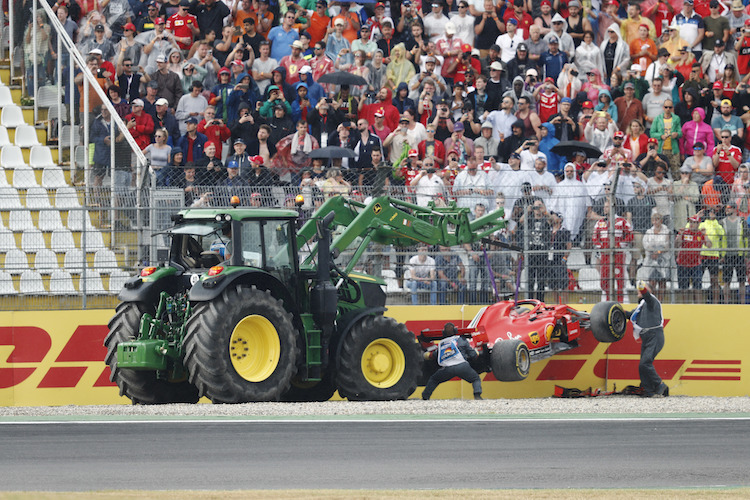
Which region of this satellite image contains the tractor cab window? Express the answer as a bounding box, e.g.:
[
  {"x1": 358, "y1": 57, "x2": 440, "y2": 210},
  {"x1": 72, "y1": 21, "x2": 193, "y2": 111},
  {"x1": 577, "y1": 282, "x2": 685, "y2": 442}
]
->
[{"x1": 241, "y1": 219, "x2": 294, "y2": 271}]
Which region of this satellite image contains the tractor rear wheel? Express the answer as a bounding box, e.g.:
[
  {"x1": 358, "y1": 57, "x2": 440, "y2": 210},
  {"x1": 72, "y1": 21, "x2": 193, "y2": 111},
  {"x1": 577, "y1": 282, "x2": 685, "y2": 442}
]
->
[
  {"x1": 491, "y1": 339, "x2": 530, "y2": 382},
  {"x1": 337, "y1": 315, "x2": 422, "y2": 401},
  {"x1": 183, "y1": 285, "x2": 298, "y2": 403},
  {"x1": 104, "y1": 302, "x2": 200, "y2": 404},
  {"x1": 590, "y1": 301, "x2": 627, "y2": 343}
]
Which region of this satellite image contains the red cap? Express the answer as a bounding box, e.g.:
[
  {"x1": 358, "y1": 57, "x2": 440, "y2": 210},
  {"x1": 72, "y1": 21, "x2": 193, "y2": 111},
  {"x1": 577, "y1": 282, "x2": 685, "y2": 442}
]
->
[
  {"x1": 375, "y1": 1, "x2": 385, "y2": 7},
  {"x1": 582, "y1": 100, "x2": 594, "y2": 108},
  {"x1": 462, "y1": 43, "x2": 472, "y2": 53},
  {"x1": 745, "y1": 19, "x2": 750, "y2": 26},
  {"x1": 448, "y1": 149, "x2": 460, "y2": 157},
  {"x1": 123, "y1": 22, "x2": 136, "y2": 31},
  {"x1": 541, "y1": 0, "x2": 551, "y2": 5},
  {"x1": 544, "y1": 77, "x2": 555, "y2": 83},
  {"x1": 713, "y1": 81, "x2": 723, "y2": 89},
  {"x1": 638, "y1": 23, "x2": 649, "y2": 31},
  {"x1": 231, "y1": 59, "x2": 244, "y2": 66},
  {"x1": 689, "y1": 215, "x2": 701, "y2": 222},
  {"x1": 614, "y1": 131, "x2": 625, "y2": 138},
  {"x1": 250, "y1": 155, "x2": 264, "y2": 164},
  {"x1": 647, "y1": 137, "x2": 658, "y2": 144},
  {"x1": 408, "y1": 149, "x2": 418, "y2": 157},
  {"x1": 205, "y1": 141, "x2": 216, "y2": 149},
  {"x1": 218, "y1": 67, "x2": 230, "y2": 75},
  {"x1": 155, "y1": 17, "x2": 165, "y2": 24},
  {"x1": 374, "y1": 107, "x2": 385, "y2": 117}
]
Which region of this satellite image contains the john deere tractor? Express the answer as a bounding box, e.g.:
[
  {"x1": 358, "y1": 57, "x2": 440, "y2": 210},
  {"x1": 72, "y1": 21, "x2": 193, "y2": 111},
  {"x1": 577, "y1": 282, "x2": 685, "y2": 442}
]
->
[{"x1": 105, "y1": 195, "x2": 505, "y2": 403}]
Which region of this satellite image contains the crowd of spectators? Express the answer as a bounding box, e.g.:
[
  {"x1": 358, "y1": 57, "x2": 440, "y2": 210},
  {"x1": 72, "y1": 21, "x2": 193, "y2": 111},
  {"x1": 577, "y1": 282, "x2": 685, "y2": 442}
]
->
[{"x1": 18, "y1": 0, "x2": 750, "y2": 302}]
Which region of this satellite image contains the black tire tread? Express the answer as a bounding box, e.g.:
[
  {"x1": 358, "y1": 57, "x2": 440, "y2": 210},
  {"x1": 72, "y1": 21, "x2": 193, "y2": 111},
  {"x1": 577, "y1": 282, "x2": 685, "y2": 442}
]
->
[
  {"x1": 337, "y1": 315, "x2": 422, "y2": 401},
  {"x1": 491, "y1": 338, "x2": 530, "y2": 382},
  {"x1": 104, "y1": 302, "x2": 200, "y2": 404},
  {"x1": 183, "y1": 285, "x2": 298, "y2": 403},
  {"x1": 590, "y1": 300, "x2": 627, "y2": 343}
]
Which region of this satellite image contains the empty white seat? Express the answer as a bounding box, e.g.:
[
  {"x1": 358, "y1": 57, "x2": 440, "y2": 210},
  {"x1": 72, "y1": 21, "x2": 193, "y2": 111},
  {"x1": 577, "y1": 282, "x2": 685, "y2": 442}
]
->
[
  {"x1": 577, "y1": 266, "x2": 602, "y2": 291},
  {"x1": 0, "y1": 87, "x2": 13, "y2": 107},
  {"x1": 82, "y1": 230, "x2": 105, "y2": 250},
  {"x1": 8, "y1": 210, "x2": 34, "y2": 231},
  {"x1": 47, "y1": 104, "x2": 68, "y2": 123},
  {"x1": 382, "y1": 269, "x2": 402, "y2": 293},
  {"x1": 49, "y1": 269, "x2": 76, "y2": 295},
  {"x1": 30, "y1": 145, "x2": 56, "y2": 169},
  {"x1": 1, "y1": 145, "x2": 28, "y2": 169},
  {"x1": 19, "y1": 269, "x2": 46, "y2": 295},
  {"x1": 21, "y1": 228, "x2": 46, "y2": 252},
  {"x1": 42, "y1": 166, "x2": 67, "y2": 188},
  {"x1": 0, "y1": 126, "x2": 11, "y2": 147},
  {"x1": 63, "y1": 248, "x2": 86, "y2": 272},
  {"x1": 0, "y1": 104, "x2": 25, "y2": 128},
  {"x1": 50, "y1": 228, "x2": 75, "y2": 252},
  {"x1": 108, "y1": 269, "x2": 131, "y2": 293},
  {"x1": 14, "y1": 125, "x2": 41, "y2": 148},
  {"x1": 34, "y1": 248, "x2": 59, "y2": 273},
  {"x1": 93, "y1": 248, "x2": 119, "y2": 273},
  {"x1": 5, "y1": 248, "x2": 29, "y2": 274},
  {"x1": 55, "y1": 186, "x2": 81, "y2": 208},
  {"x1": 0, "y1": 270, "x2": 17, "y2": 295},
  {"x1": 60, "y1": 125, "x2": 81, "y2": 146},
  {"x1": 67, "y1": 209, "x2": 95, "y2": 231},
  {"x1": 38, "y1": 209, "x2": 64, "y2": 232},
  {"x1": 0, "y1": 228, "x2": 16, "y2": 252},
  {"x1": 24, "y1": 186, "x2": 52, "y2": 209},
  {"x1": 566, "y1": 248, "x2": 587, "y2": 271},
  {"x1": 13, "y1": 165, "x2": 38, "y2": 188},
  {"x1": 36, "y1": 86, "x2": 59, "y2": 108},
  {"x1": 0, "y1": 167, "x2": 9, "y2": 186},
  {"x1": 80, "y1": 271, "x2": 106, "y2": 295},
  {"x1": 0, "y1": 186, "x2": 21, "y2": 208}
]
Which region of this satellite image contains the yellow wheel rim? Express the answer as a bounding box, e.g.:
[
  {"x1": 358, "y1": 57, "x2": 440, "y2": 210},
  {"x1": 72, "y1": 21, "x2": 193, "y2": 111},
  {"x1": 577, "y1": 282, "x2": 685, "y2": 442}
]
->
[
  {"x1": 360, "y1": 338, "x2": 405, "y2": 388},
  {"x1": 229, "y1": 315, "x2": 280, "y2": 382}
]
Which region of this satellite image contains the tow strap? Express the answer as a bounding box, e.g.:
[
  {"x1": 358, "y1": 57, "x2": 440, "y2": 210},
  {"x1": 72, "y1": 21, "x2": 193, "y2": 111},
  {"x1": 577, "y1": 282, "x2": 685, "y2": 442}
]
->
[{"x1": 554, "y1": 384, "x2": 645, "y2": 398}]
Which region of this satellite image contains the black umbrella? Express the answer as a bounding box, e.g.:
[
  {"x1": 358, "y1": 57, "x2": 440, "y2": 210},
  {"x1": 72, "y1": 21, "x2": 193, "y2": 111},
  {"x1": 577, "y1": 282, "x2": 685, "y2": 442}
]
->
[
  {"x1": 316, "y1": 71, "x2": 368, "y2": 86},
  {"x1": 550, "y1": 140, "x2": 603, "y2": 159},
  {"x1": 308, "y1": 146, "x2": 355, "y2": 159}
]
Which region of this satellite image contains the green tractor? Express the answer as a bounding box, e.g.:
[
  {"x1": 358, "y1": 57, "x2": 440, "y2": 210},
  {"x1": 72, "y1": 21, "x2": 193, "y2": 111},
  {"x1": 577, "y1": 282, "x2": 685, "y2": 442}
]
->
[{"x1": 104, "y1": 195, "x2": 505, "y2": 403}]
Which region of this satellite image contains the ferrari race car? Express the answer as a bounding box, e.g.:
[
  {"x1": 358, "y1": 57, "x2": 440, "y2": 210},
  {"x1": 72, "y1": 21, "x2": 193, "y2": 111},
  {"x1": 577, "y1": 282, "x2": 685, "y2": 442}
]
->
[{"x1": 417, "y1": 300, "x2": 628, "y2": 382}]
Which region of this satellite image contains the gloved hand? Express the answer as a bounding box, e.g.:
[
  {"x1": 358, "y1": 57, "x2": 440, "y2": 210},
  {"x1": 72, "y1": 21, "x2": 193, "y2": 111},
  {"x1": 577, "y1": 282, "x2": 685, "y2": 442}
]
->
[{"x1": 637, "y1": 280, "x2": 648, "y2": 293}]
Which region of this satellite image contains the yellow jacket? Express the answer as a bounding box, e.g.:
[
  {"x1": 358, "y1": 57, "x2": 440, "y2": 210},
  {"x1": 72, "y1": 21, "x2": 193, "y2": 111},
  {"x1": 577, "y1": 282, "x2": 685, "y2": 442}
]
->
[{"x1": 699, "y1": 219, "x2": 725, "y2": 258}]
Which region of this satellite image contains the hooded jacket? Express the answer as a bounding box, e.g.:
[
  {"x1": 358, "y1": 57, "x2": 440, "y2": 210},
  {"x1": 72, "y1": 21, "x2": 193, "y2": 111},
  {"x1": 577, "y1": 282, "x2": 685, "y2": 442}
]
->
[
  {"x1": 594, "y1": 88, "x2": 618, "y2": 123},
  {"x1": 265, "y1": 66, "x2": 297, "y2": 103},
  {"x1": 539, "y1": 122, "x2": 564, "y2": 176},
  {"x1": 363, "y1": 87, "x2": 400, "y2": 131},
  {"x1": 680, "y1": 107, "x2": 714, "y2": 156},
  {"x1": 226, "y1": 72, "x2": 259, "y2": 125},
  {"x1": 392, "y1": 82, "x2": 416, "y2": 114},
  {"x1": 298, "y1": 71, "x2": 325, "y2": 107},
  {"x1": 502, "y1": 76, "x2": 535, "y2": 109},
  {"x1": 599, "y1": 27, "x2": 630, "y2": 80},
  {"x1": 544, "y1": 14, "x2": 575, "y2": 59},
  {"x1": 291, "y1": 82, "x2": 312, "y2": 123}
]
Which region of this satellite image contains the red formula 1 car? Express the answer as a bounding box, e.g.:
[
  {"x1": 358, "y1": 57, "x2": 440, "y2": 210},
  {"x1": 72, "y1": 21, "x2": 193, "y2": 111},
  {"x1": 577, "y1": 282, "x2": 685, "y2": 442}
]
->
[{"x1": 417, "y1": 299, "x2": 628, "y2": 381}]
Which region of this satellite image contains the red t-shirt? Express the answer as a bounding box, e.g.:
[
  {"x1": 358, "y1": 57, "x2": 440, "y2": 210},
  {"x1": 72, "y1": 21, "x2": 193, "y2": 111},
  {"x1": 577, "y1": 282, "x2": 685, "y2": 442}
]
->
[
  {"x1": 166, "y1": 13, "x2": 198, "y2": 50},
  {"x1": 711, "y1": 144, "x2": 741, "y2": 184},
  {"x1": 538, "y1": 92, "x2": 559, "y2": 124},
  {"x1": 738, "y1": 37, "x2": 750, "y2": 78},
  {"x1": 676, "y1": 229, "x2": 706, "y2": 267},
  {"x1": 502, "y1": 10, "x2": 534, "y2": 39}
]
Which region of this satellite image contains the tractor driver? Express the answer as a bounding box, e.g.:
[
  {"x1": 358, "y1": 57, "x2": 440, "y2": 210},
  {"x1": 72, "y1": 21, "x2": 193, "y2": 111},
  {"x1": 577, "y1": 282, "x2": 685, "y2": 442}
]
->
[
  {"x1": 422, "y1": 323, "x2": 483, "y2": 400},
  {"x1": 209, "y1": 223, "x2": 232, "y2": 262}
]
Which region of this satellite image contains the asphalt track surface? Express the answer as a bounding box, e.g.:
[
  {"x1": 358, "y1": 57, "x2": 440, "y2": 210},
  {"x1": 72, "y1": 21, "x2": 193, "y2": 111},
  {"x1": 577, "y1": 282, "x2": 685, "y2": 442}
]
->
[{"x1": 2, "y1": 417, "x2": 750, "y2": 491}]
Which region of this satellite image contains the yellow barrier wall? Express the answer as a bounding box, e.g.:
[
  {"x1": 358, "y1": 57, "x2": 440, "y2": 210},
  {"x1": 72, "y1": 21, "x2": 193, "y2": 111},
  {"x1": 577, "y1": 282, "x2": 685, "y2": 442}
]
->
[{"x1": 0, "y1": 306, "x2": 747, "y2": 406}]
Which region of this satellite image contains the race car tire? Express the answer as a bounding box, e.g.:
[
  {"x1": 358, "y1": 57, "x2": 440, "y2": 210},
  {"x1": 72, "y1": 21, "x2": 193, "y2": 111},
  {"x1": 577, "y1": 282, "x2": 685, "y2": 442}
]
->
[
  {"x1": 183, "y1": 285, "x2": 298, "y2": 403},
  {"x1": 337, "y1": 315, "x2": 422, "y2": 401},
  {"x1": 491, "y1": 338, "x2": 530, "y2": 382},
  {"x1": 104, "y1": 301, "x2": 200, "y2": 405},
  {"x1": 590, "y1": 301, "x2": 627, "y2": 343}
]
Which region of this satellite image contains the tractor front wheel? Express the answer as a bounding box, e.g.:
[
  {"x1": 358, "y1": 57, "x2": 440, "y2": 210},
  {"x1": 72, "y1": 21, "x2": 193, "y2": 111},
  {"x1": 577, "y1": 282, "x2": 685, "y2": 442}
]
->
[
  {"x1": 104, "y1": 302, "x2": 200, "y2": 404},
  {"x1": 491, "y1": 339, "x2": 530, "y2": 382},
  {"x1": 337, "y1": 316, "x2": 422, "y2": 401},
  {"x1": 183, "y1": 285, "x2": 298, "y2": 403}
]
